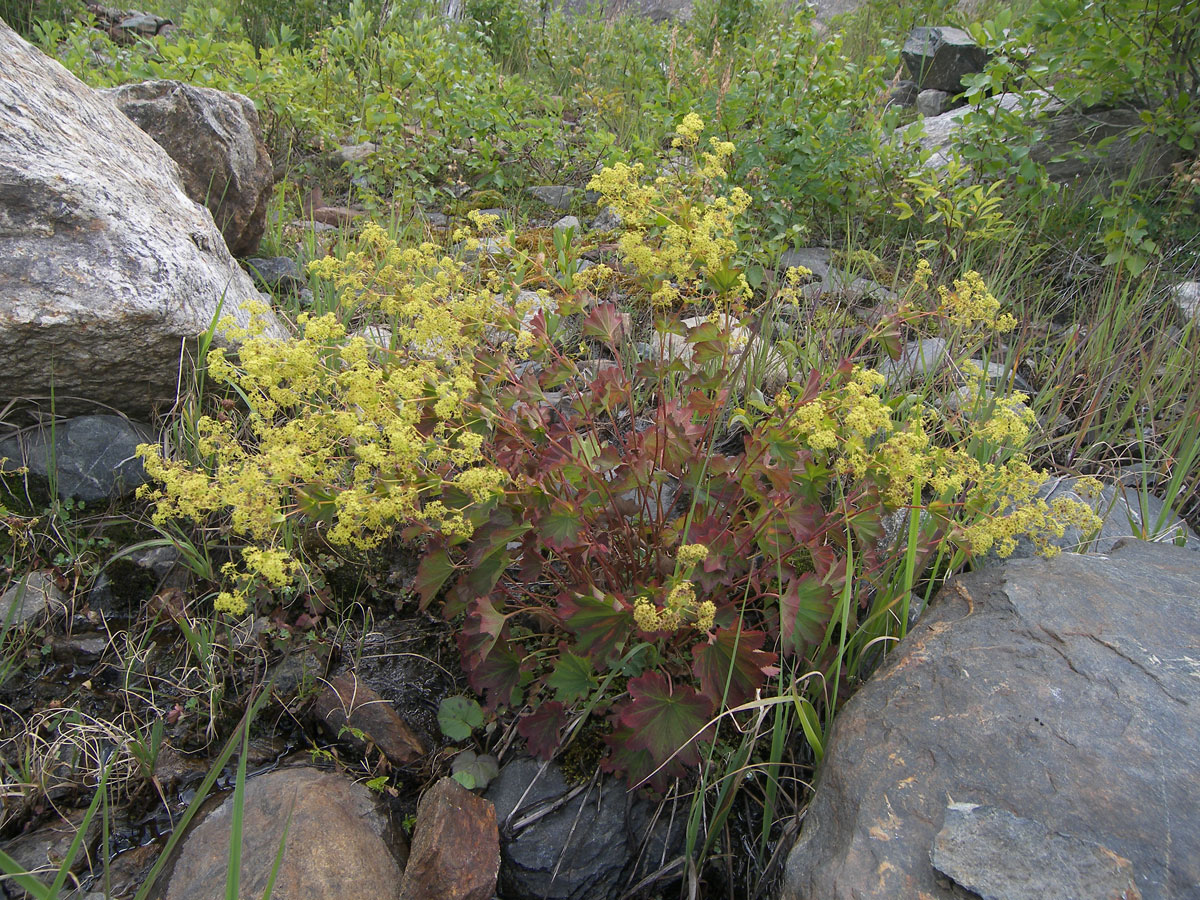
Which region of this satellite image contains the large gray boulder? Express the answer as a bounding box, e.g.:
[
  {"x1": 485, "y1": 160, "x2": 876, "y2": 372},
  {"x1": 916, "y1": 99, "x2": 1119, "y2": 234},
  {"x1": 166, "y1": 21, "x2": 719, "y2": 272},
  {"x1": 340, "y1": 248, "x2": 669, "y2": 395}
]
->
[
  {"x1": 101, "y1": 80, "x2": 273, "y2": 257},
  {"x1": 781, "y1": 541, "x2": 1200, "y2": 900},
  {"x1": 0, "y1": 22, "x2": 284, "y2": 418},
  {"x1": 917, "y1": 90, "x2": 1179, "y2": 187}
]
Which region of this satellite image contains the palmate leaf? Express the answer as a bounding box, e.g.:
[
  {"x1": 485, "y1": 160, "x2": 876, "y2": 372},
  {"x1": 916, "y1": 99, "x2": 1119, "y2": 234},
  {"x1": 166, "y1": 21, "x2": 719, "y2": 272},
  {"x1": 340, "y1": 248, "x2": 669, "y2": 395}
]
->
[
  {"x1": 517, "y1": 701, "x2": 568, "y2": 759},
  {"x1": 546, "y1": 649, "x2": 596, "y2": 704},
  {"x1": 691, "y1": 627, "x2": 778, "y2": 708},
  {"x1": 463, "y1": 638, "x2": 524, "y2": 709},
  {"x1": 780, "y1": 572, "x2": 834, "y2": 657},
  {"x1": 541, "y1": 499, "x2": 583, "y2": 547},
  {"x1": 618, "y1": 672, "x2": 714, "y2": 775},
  {"x1": 557, "y1": 589, "x2": 631, "y2": 662},
  {"x1": 414, "y1": 548, "x2": 456, "y2": 610},
  {"x1": 581, "y1": 302, "x2": 626, "y2": 346}
]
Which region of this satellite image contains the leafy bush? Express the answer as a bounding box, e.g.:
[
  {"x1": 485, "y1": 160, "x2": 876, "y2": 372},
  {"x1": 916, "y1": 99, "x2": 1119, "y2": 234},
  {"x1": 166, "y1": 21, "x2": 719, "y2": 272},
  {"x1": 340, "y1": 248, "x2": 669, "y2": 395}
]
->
[
  {"x1": 138, "y1": 221, "x2": 509, "y2": 615},
  {"x1": 414, "y1": 124, "x2": 1101, "y2": 789}
]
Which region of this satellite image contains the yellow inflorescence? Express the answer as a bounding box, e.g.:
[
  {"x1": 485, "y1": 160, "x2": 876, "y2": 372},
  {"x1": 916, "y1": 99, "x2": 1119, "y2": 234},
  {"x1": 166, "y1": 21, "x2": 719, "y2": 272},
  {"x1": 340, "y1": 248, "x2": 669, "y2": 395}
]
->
[
  {"x1": 588, "y1": 115, "x2": 751, "y2": 308},
  {"x1": 139, "y1": 226, "x2": 509, "y2": 616}
]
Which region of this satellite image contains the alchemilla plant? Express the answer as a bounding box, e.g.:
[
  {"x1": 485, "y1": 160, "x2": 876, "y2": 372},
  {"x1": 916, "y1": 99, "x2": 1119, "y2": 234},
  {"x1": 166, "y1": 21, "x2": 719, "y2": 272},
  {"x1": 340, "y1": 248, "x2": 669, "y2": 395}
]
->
[
  {"x1": 137, "y1": 119, "x2": 1100, "y2": 787},
  {"x1": 138, "y1": 221, "x2": 510, "y2": 615}
]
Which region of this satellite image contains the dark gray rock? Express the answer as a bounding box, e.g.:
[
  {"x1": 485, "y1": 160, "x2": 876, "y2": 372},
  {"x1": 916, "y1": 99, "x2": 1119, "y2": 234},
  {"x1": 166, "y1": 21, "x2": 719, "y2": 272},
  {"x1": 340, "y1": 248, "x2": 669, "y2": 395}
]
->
[
  {"x1": 101, "y1": 80, "x2": 274, "y2": 257},
  {"x1": 485, "y1": 756, "x2": 683, "y2": 900},
  {"x1": 88, "y1": 545, "x2": 185, "y2": 620},
  {"x1": 778, "y1": 247, "x2": 833, "y2": 282},
  {"x1": 902, "y1": 26, "x2": 990, "y2": 93},
  {"x1": 885, "y1": 79, "x2": 919, "y2": 109},
  {"x1": 590, "y1": 207, "x2": 621, "y2": 233},
  {"x1": 243, "y1": 256, "x2": 304, "y2": 296},
  {"x1": 0, "y1": 416, "x2": 151, "y2": 503},
  {"x1": 931, "y1": 802, "x2": 1140, "y2": 900},
  {"x1": 781, "y1": 541, "x2": 1200, "y2": 900}
]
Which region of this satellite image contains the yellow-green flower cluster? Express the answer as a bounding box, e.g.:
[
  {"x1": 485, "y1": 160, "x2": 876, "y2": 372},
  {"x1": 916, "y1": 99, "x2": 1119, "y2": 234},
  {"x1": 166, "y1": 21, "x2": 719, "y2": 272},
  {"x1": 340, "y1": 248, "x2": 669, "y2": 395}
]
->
[
  {"x1": 633, "y1": 580, "x2": 716, "y2": 634},
  {"x1": 938, "y1": 270, "x2": 1017, "y2": 332},
  {"x1": 139, "y1": 226, "x2": 509, "y2": 616},
  {"x1": 588, "y1": 114, "x2": 751, "y2": 308}
]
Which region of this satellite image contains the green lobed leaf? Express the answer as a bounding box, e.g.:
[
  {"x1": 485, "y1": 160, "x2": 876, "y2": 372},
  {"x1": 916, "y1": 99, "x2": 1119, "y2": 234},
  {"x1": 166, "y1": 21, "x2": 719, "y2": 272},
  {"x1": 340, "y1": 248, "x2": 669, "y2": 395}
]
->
[{"x1": 438, "y1": 696, "x2": 484, "y2": 741}]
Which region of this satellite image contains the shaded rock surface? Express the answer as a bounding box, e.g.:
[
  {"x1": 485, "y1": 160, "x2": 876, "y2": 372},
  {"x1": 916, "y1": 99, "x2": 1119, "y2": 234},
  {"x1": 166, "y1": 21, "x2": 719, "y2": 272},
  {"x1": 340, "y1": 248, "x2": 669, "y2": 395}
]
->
[
  {"x1": 161, "y1": 766, "x2": 407, "y2": 900},
  {"x1": 399, "y1": 777, "x2": 499, "y2": 900},
  {"x1": 781, "y1": 541, "x2": 1200, "y2": 900},
  {"x1": 0, "y1": 807, "x2": 101, "y2": 896},
  {"x1": 243, "y1": 256, "x2": 304, "y2": 296},
  {"x1": 102, "y1": 80, "x2": 274, "y2": 257},
  {"x1": 0, "y1": 23, "x2": 283, "y2": 418},
  {"x1": 902, "y1": 26, "x2": 990, "y2": 93},
  {"x1": 0, "y1": 416, "x2": 151, "y2": 503},
  {"x1": 917, "y1": 90, "x2": 1179, "y2": 187},
  {"x1": 485, "y1": 756, "x2": 683, "y2": 900}
]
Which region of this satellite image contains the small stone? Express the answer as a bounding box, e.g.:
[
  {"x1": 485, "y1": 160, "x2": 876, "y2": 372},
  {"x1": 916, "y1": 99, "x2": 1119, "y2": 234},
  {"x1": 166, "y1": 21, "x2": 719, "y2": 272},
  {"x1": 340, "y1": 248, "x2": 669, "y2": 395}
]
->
[
  {"x1": 880, "y1": 338, "x2": 949, "y2": 387},
  {"x1": 244, "y1": 257, "x2": 303, "y2": 296},
  {"x1": 886, "y1": 79, "x2": 919, "y2": 108},
  {"x1": 309, "y1": 672, "x2": 427, "y2": 765},
  {"x1": 1, "y1": 571, "x2": 69, "y2": 627},
  {"x1": 552, "y1": 215, "x2": 580, "y2": 233},
  {"x1": 917, "y1": 88, "x2": 950, "y2": 117},
  {"x1": 1171, "y1": 281, "x2": 1200, "y2": 325},
  {"x1": 399, "y1": 777, "x2": 499, "y2": 900},
  {"x1": 336, "y1": 141, "x2": 377, "y2": 163},
  {"x1": 778, "y1": 247, "x2": 833, "y2": 281},
  {"x1": 590, "y1": 206, "x2": 621, "y2": 232},
  {"x1": 527, "y1": 185, "x2": 576, "y2": 210},
  {"x1": 932, "y1": 802, "x2": 1140, "y2": 900},
  {"x1": 1, "y1": 807, "x2": 101, "y2": 885}
]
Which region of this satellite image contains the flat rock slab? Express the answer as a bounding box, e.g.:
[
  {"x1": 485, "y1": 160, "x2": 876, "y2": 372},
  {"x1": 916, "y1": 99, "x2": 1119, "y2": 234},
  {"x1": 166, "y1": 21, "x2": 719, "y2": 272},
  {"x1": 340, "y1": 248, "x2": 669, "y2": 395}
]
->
[
  {"x1": 931, "y1": 802, "x2": 1141, "y2": 900},
  {"x1": 309, "y1": 672, "x2": 427, "y2": 766},
  {"x1": 162, "y1": 766, "x2": 407, "y2": 900},
  {"x1": 782, "y1": 541, "x2": 1200, "y2": 900}
]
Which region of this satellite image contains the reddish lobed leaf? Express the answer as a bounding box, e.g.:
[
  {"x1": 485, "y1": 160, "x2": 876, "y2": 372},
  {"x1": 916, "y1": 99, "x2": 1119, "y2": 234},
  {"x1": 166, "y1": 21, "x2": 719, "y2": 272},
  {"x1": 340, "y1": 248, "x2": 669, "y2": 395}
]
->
[
  {"x1": 691, "y1": 627, "x2": 778, "y2": 708},
  {"x1": 618, "y1": 672, "x2": 714, "y2": 774},
  {"x1": 517, "y1": 701, "x2": 568, "y2": 759},
  {"x1": 414, "y1": 548, "x2": 455, "y2": 611},
  {"x1": 557, "y1": 589, "x2": 631, "y2": 662},
  {"x1": 463, "y1": 639, "x2": 524, "y2": 710},
  {"x1": 602, "y1": 725, "x2": 669, "y2": 792},
  {"x1": 581, "y1": 302, "x2": 627, "y2": 346},
  {"x1": 458, "y1": 597, "x2": 508, "y2": 669},
  {"x1": 780, "y1": 573, "x2": 834, "y2": 657}
]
